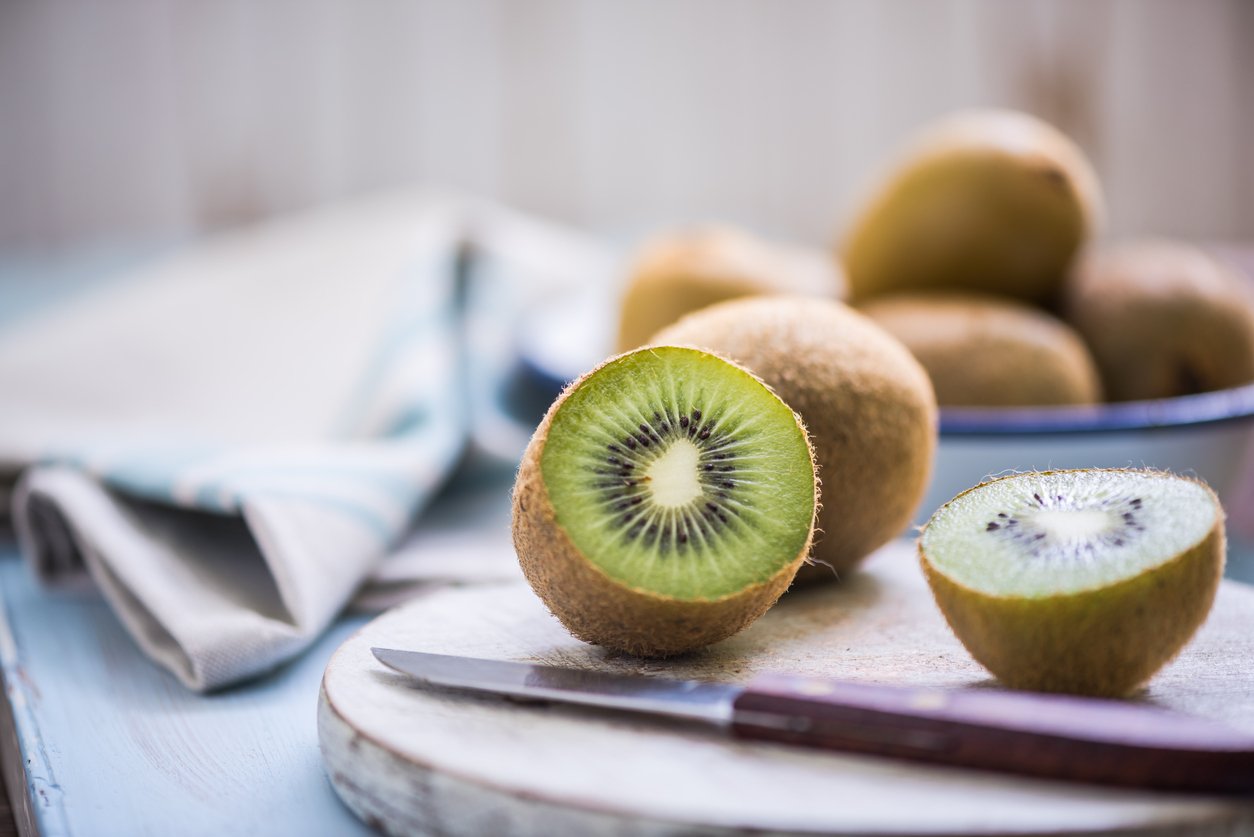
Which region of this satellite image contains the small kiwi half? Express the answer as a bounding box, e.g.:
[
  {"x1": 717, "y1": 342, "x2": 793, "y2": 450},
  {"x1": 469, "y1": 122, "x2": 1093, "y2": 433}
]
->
[
  {"x1": 653, "y1": 296, "x2": 937, "y2": 583},
  {"x1": 1064, "y1": 240, "x2": 1254, "y2": 401},
  {"x1": 841, "y1": 109, "x2": 1102, "y2": 305},
  {"x1": 512, "y1": 345, "x2": 818, "y2": 656},
  {"x1": 858, "y1": 291, "x2": 1102, "y2": 407},
  {"x1": 920, "y1": 469, "x2": 1224, "y2": 697},
  {"x1": 616, "y1": 226, "x2": 845, "y2": 352}
]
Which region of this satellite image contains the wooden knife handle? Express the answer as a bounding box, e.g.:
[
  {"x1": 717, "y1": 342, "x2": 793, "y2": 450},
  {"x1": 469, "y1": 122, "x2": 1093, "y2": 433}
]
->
[{"x1": 731, "y1": 674, "x2": 1254, "y2": 794}]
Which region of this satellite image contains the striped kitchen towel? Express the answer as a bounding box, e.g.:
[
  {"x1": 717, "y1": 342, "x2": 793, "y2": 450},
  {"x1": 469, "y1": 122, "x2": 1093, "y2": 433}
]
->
[{"x1": 1, "y1": 190, "x2": 473, "y2": 690}]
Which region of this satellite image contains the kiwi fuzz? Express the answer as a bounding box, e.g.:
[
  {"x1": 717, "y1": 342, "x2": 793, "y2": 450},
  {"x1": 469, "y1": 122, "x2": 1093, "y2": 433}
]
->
[
  {"x1": 653, "y1": 296, "x2": 937, "y2": 583},
  {"x1": 512, "y1": 347, "x2": 818, "y2": 657},
  {"x1": 858, "y1": 292, "x2": 1102, "y2": 407},
  {"x1": 920, "y1": 470, "x2": 1225, "y2": 697}
]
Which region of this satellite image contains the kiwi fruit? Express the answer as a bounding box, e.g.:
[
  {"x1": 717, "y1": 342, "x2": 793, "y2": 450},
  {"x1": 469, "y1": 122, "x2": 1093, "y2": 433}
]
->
[
  {"x1": 652, "y1": 296, "x2": 937, "y2": 583},
  {"x1": 1064, "y1": 240, "x2": 1254, "y2": 401},
  {"x1": 920, "y1": 469, "x2": 1225, "y2": 697},
  {"x1": 858, "y1": 292, "x2": 1102, "y2": 407},
  {"x1": 841, "y1": 109, "x2": 1103, "y2": 305},
  {"x1": 616, "y1": 226, "x2": 845, "y2": 352},
  {"x1": 512, "y1": 345, "x2": 818, "y2": 656}
]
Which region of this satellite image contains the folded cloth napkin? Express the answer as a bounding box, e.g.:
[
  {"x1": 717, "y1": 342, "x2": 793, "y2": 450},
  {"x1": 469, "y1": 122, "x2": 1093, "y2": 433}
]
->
[{"x1": 1, "y1": 190, "x2": 472, "y2": 690}]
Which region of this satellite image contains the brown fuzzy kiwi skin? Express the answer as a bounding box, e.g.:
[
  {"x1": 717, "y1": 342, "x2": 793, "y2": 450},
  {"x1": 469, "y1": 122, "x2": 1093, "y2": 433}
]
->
[
  {"x1": 653, "y1": 296, "x2": 937, "y2": 584},
  {"x1": 919, "y1": 471, "x2": 1225, "y2": 698},
  {"x1": 841, "y1": 109, "x2": 1102, "y2": 306},
  {"x1": 511, "y1": 349, "x2": 818, "y2": 657},
  {"x1": 859, "y1": 291, "x2": 1102, "y2": 407},
  {"x1": 616, "y1": 226, "x2": 846, "y2": 352},
  {"x1": 1064, "y1": 240, "x2": 1254, "y2": 401}
]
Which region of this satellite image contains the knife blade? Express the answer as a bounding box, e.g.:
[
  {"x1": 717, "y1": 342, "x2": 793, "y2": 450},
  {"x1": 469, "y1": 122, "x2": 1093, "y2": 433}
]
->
[{"x1": 371, "y1": 647, "x2": 1254, "y2": 794}]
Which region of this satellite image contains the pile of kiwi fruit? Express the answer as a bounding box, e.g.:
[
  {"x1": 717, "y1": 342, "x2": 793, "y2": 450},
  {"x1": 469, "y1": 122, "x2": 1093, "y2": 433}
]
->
[{"x1": 510, "y1": 108, "x2": 1242, "y2": 697}]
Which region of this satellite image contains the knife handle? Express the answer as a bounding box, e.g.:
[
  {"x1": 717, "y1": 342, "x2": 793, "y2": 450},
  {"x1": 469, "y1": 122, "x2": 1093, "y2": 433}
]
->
[{"x1": 731, "y1": 674, "x2": 1254, "y2": 794}]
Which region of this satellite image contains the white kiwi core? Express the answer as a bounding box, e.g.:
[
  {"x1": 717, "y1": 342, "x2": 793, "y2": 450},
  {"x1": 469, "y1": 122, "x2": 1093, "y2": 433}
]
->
[
  {"x1": 645, "y1": 437, "x2": 703, "y2": 508},
  {"x1": 921, "y1": 470, "x2": 1219, "y2": 598}
]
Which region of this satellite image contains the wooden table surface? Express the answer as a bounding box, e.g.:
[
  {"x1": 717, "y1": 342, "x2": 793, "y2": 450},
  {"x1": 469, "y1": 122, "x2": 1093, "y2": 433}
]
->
[{"x1": 0, "y1": 538, "x2": 375, "y2": 837}]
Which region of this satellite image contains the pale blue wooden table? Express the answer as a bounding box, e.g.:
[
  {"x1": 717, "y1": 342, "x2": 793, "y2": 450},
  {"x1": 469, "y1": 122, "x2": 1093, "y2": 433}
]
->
[{"x1": 0, "y1": 536, "x2": 375, "y2": 837}]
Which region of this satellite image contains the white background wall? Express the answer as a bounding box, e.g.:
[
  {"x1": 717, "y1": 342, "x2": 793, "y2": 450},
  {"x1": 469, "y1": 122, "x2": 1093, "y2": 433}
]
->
[{"x1": 1, "y1": 0, "x2": 1251, "y2": 249}]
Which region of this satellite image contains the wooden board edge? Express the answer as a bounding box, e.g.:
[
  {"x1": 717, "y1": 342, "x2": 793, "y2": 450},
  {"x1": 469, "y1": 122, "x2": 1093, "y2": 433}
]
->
[
  {"x1": 0, "y1": 670, "x2": 38, "y2": 837},
  {"x1": 317, "y1": 674, "x2": 809, "y2": 837},
  {"x1": 0, "y1": 570, "x2": 68, "y2": 837},
  {"x1": 316, "y1": 574, "x2": 1254, "y2": 837}
]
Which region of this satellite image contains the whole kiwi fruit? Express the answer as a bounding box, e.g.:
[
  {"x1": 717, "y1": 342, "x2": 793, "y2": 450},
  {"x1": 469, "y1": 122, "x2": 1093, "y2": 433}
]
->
[
  {"x1": 859, "y1": 291, "x2": 1102, "y2": 407},
  {"x1": 653, "y1": 296, "x2": 937, "y2": 582},
  {"x1": 512, "y1": 345, "x2": 818, "y2": 656},
  {"x1": 616, "y1": 226, "x2": 844, "y2": 352},
  {"x1": 920, "y1": 469, "x2": 1224, "y2": 697},
  {"x1": 1064, "y1": 239, "x2": 1254, "y2": 401},
  {"x1": 842, "y1": 109, "x2": 1103, "y2": 305}
]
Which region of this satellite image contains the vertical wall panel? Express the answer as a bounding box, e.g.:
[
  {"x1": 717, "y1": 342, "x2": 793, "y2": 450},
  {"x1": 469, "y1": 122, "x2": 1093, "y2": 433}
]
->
[{"x1": 0, "y1": 0, "x2": 1249, "y2": 248}]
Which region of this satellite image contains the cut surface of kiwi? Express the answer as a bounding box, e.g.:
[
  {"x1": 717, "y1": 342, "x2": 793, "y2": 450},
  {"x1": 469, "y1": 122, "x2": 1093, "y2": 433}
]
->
[
  {"x1": 920, "y1": 469, "x2": 1224, "y2": 696},
  {"x1": 512, "y1": 345, "x2": 817, "y2": 656},
  {"x1": 653, "y1": 296, "x2": 937, "y2": 583}
]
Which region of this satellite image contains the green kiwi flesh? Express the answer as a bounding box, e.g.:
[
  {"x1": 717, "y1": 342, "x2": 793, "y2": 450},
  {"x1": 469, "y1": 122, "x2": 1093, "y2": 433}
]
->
[
  {"x1": 920, "y1": 469, "x2": 1224, "y2": 697},
  {"x1": 653, "y1": 296, "x2": 937, "y2": 583},
  {"x1": 512, "y1": 345, "x2": 818, "y2": 656}
]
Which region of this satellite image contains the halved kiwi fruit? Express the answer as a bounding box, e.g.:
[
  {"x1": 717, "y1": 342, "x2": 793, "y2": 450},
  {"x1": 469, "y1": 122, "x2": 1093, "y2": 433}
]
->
[
  {"x1": 920, "y1": 469, "x2": 1224, "y2": 697},
  {"x1": 841, "y1": 109, "x2": 1102, "y2": 305},
  {"x1": 653, "y1": 296, "x2": 937, "y2": 583},
  {"x1": 616, "y1": 226, "x2": 845, "y2": 352},
  {"x1": 1064, "y1": 240, "x2": 1254, "y2": 401},
  {"x1": 858, "y1": 291, "x2": 1102, "y2": 407},
  {"x1": 512, "y1": 345, "x2": 818, "y2": 656}
]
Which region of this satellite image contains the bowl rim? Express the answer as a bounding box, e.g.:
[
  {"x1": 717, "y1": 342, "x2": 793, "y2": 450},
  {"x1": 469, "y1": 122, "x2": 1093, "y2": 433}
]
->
[{"x1": 940, "y1": 383, "x2": 1254, "y2": 436}]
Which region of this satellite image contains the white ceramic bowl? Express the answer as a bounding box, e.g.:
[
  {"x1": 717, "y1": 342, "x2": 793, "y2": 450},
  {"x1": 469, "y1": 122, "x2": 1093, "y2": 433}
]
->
[{"x1": 926, "y1": 389, "x2": 1254, "y2": 520}]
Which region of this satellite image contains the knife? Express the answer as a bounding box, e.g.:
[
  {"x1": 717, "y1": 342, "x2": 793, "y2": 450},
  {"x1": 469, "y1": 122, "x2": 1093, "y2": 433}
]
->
[{"x1": 371, "y1": 647, "x2": 1254, "y2": 794}]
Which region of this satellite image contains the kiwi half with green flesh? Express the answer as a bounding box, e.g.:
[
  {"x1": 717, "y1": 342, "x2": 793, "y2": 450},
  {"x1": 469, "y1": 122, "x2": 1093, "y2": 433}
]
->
[
  {"x1": 920, "y1": 469, "x2": 1224, "y2": 697},
  {"x1": 616, "y1": 226, "x2": 845, "y2": 352},
  {"x1": 1064, "y1": 240, "x2": 1254, "y2": 401},
  {"x1": 653, "y1": 296, "x2": 937, "y2": 583},
  {"x1": 858, "y1": 292, "x2": 1102, "y2": 407},
  {"x1": 512, "y1": 345, "x2": 818, "y2": 656},
  {"x1": 842, "y1": 109, "x2": 1102, "y2": 305}
]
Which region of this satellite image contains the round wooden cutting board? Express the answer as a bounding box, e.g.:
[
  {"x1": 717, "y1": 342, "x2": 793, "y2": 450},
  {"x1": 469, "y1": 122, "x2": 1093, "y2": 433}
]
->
[{"x1": 319, "y1": 541, "x2": 1254, "y2": 836}]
